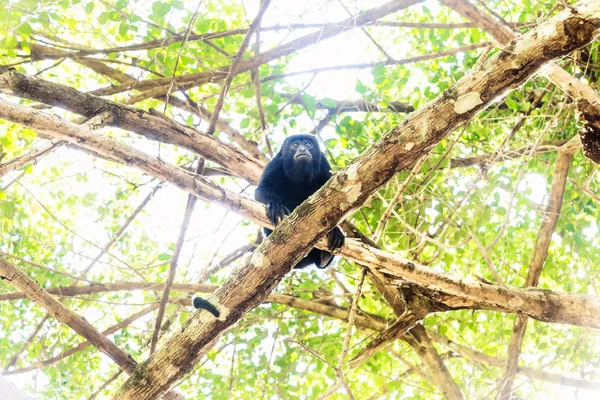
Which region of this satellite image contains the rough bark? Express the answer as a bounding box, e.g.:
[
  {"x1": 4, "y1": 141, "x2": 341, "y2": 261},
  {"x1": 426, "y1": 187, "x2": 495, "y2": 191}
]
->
[
  {"x1": 0, "y1": 257, "x2": 136, "y2": 372},
  {"x1": 0, "y1": 66, "x2": 264, "y2": 184},
  {"x1": 2, "y1": 282, "x2": 596, "y2": 392},
  {"x1": 0, "y1": 139, "x2": 65, "y2": 178},
  {"x1": 440, "y1": 0, "x2": 600, "y2": 166},
  {"x1": 0, "y1": 258, "x2": 186, "y2": 399},
  {"x1": 107, "y1": 4, "x2": 600, "y2": 398},
  {"x1": 1, "y1": 99, "x2": 598, "y2": 329},
  {"x1": 579, "y1": 99, "x2": 600, "y2": 163},
  {"x1": 0, "y1": 98, "x2": 267, "y2": 227}
]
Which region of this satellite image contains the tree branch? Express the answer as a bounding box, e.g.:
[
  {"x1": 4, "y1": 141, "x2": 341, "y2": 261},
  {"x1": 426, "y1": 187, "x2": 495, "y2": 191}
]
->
[{"x1": 497, "y1": 136, "x2": 581, "y2": 398}]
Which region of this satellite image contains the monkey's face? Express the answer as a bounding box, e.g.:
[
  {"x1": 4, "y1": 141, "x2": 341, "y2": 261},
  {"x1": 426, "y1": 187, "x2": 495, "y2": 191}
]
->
[
  {"x1": 290, "y1": 139, "x2": 315, "y2": 163},
  {"x1": 282, "y1": 135, "x2": 322, "y2": 183}
]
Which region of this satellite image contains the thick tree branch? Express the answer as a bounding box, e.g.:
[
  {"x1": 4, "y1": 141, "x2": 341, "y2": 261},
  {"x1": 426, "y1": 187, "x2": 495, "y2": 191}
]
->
[
  {"x1": 65, "y1": 49, "x2": 268, "y2": 163},
  {"x1": 439, "y1": 0, "x2": 600, "y2": 121},
  {"x1": 0, "y1": 139, "x2": 65, "y2": 179},
  {"x1": 6, "y1": 304, "x2": 159, "y2": 375},
  {"x1": 0, "y1": 257, "x2": 136, "y2": 371},
  {"x1": 0, "y1": 66, "x2": 265, "y2": 184}
]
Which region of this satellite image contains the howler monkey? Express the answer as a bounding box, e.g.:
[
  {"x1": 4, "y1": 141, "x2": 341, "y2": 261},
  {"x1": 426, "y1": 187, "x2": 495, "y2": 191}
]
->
[
  {"x1": 193, "y1": 134, "x2": 344, "y2": 316},
  {"x1": 254, "y1": 134, "x2": 345, "y2": 268}
]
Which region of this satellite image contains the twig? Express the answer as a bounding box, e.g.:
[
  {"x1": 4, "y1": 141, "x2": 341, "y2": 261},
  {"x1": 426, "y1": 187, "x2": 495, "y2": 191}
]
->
[
  {"x1": 77, "y1": 182, "x2": 163, "y2": 282},
  {"x1": 373, "y1": 155, "x2": 427, "y2": 241},
  {"x1": 149, "y1": 177, "x2": 199, "y2": 354},
  {"x1": 263, "y1": 43, "x2": 489, "y2": 82},
  {"x1": 0, "y1": 139, "x2": 65, "y2": 179},
  {"x1": 7, "y1": 304, "x2": 159, "y2": 374},
  {"x1": 3, "y1": 314, "x2": 50, "y2": 371},
  {"x1": 88, "y1": 370, "x2": 123, "y2": 400},
  {"x1": 207, "y1": 0, "x2": 271, "y2": 135}
]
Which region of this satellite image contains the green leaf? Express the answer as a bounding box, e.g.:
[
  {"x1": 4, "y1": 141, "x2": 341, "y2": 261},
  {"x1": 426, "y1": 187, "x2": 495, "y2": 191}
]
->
[
  {"x1": 319, "y1": 98, "x2": 337, "y2": 109},
  {"x1": 301, "y1": 93, "x2": 316, "y2": 117},
  {"x1": 505, "y1": 95, "x2": 518, "y2": 110},
  {"x1": 152, "y1": 1, "x2": 171, "y2": 17},
  {"x1": 372, "y1": 63, "x2": 385, "y2": 78},
  {"x1": 4, "y1": 35, "x2": 17, "y2": 49},
  {"x1": 85, "y1": 2, "x2": 95, "y2": 14},
  {"x1": 109, "y1": 11, "x2": 121, "y2": 21},
  {"x1": 16, "y1": 22, "x2": 33, "y2": 37},
  {"x1": 20, "y1": 128, "x2": 37, "y2": 140},
  {"x1": 157, "y1": 253, "x2": 171, "y2": 261},
  {"x1": 115, "y1": 0, "x2": 128, "y2": 10},
  {"x1": 119, "y1": 22, "x2": 129, "y2": 36},
  {"x1": 98, "y1": 12, "x2": 109, "y2": 24},
  {"x1": 439, "y1": 324, "x2": 448, "y2": 336}
]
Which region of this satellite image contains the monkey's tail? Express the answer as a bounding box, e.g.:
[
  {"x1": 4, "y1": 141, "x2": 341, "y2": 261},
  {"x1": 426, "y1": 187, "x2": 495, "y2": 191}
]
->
[{"x1": 192, "y1": 296, "x2": 220, "y2": 318}]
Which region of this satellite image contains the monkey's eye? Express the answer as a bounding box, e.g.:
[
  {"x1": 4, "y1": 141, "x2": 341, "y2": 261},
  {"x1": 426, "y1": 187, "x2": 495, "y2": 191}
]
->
[
  {"x1": 304, "y1": 142, "x2": 313, "y2": 148},
  {"x1": 292, "y1": 143, "x2": 299, "y2": 148}
]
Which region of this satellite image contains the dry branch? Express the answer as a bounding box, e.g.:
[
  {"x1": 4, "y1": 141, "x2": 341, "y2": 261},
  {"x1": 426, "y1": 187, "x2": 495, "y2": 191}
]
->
[
  {"x1": 497, "y1": 136, "x2": 581, "y2": 398},
  {"x1": 149, "y1": 191, "x2": 197, "y2": 355},
  {"x1": 1, "y1": 96, "x2": 599, "y2": 329},
  {"x1": 0, "y1": 139, "x2": 65, "y2": 179},
  {"x1": 80, "y1": 182, "x2": 163, "y2": 280},
  {"x1": 428, "y1": 331, "x2": 600, "y2": 391},
  {"x1": 279, "y1": 93, "x2": 414, "y2": 114},
  {"x1": 0, "y1": 259, "x2": 185, "y2": 400},
  {"x1": 5, "y1": 304, "x2": 159, "y2": 375},
  {"x1": 0, "y1": 98, "x2": 267, "y2": 225},
  {"x1": 449, "y1": 140, "x2": 569, "y2": 168},
  {"x1": 0, "y1": 257, "x2": 137, "y2": 372},
  {"x1": 2, "y1": 98, "x2": 599, "y2": 328},
  {"x1": 263, "y1": 42, "x2": 488, "y2": 81},
  {"x1": 66, "y1": 47, "x2": 268, "y2": 163}
]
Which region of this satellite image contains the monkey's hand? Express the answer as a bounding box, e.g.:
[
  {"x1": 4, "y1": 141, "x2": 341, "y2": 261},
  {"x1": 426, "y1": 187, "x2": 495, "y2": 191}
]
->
[
  {"x1": 327, "y1": 227, "x2": 345, "y2": 251},
  {"x1": 266, "y1": 202, "x2": 290, "y2": 225}
]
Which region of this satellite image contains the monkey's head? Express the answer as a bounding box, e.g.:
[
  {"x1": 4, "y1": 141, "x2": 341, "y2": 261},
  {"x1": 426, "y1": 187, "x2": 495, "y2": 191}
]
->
[{"x1": 281, "y1": 134, "x2": 323, "y2": 183}]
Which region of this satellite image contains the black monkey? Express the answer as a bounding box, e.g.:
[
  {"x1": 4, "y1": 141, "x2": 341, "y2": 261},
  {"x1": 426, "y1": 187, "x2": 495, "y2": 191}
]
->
[
  {"x1": 254, "y1": 134, "x2": 344, "y2": 269},
  {"x1": 193, "y1": 134, "x2": 344, "y2": 315}
]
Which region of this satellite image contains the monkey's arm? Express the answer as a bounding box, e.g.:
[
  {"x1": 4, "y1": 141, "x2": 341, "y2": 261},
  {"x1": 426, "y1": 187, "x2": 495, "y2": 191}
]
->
[{"x1": 255, "y1": 156, "x2": 290, "y2": 224}]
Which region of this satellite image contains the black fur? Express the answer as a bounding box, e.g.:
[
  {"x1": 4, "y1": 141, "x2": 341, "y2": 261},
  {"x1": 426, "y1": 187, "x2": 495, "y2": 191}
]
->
[
  {"x1": 192, "y1": 296, "x2": 220, "y2": 317},
  {"x1": 254, "y1": 134, "x2": 345, "y2": 269}
]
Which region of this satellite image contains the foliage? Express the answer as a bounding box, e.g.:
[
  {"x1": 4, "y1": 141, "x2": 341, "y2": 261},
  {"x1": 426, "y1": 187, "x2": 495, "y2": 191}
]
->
[{"x1": 1, "y1": 0, "x2": 599, "y2": 399}]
